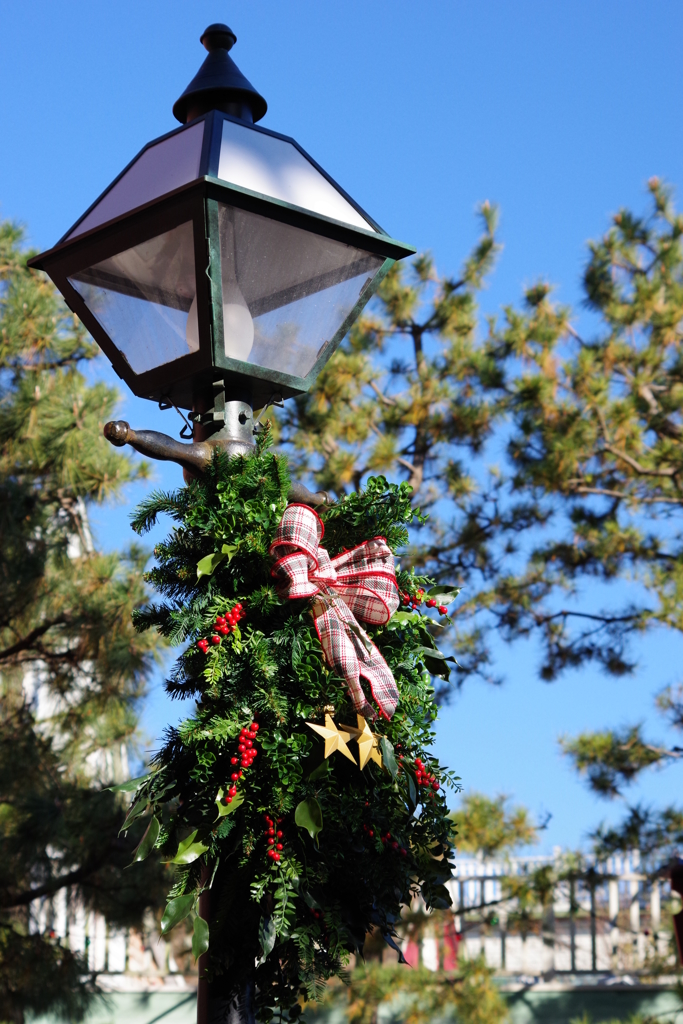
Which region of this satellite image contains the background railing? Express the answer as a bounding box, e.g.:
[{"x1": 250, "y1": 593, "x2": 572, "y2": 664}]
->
[
  {"x1": 401, "y1": 852, "x2": 677, "y2": 977},
  {"x1": 28, "y1": 851, "x2": 679, "y2": 984}
]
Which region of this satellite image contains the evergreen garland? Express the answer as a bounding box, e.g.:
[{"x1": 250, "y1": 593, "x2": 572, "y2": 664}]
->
[{"x1": 127, "y1": 429, "x2": 459, "y2": 1020}]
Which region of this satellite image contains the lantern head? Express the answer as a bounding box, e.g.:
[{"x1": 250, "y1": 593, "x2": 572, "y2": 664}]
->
[{"x1": 28, "y1": 25, "x2": 414, "y2": 413}]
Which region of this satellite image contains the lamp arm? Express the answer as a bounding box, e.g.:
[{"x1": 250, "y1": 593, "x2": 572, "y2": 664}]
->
[
  {"x1": 104, "y1": 420, "x2": 212, "y2": 472},
  {"x1": 103, "y1": 420, "x2": 330, "y2": 507}
]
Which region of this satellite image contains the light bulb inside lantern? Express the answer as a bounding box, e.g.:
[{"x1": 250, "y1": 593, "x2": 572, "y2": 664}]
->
[
  {"x1": 222, "y1": 276, "x2": 254, "y2": 361},
  {"x1": 221, "y1": 224, "x2": 253, "y2": 362},
  {"x1": 185, "y1": 294, "x2": 200, "y2": 352}
]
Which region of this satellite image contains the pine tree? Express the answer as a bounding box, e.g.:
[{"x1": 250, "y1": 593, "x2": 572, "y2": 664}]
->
[
  {"x1": 0, "y1": 222, "x2": 166, "y2": 1023},
  {"x1": 281, "y1": 178, "x2": 683, "y2": 871}
]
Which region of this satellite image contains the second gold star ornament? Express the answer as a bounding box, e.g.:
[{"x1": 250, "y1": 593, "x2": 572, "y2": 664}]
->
[{"x1": 306, "y1": 713, "x2": 383, "y2": 770}]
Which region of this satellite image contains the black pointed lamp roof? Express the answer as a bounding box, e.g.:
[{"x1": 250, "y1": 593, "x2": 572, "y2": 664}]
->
[{"x1": 173, "y1": 23, "x2": 267, "y2": 125}]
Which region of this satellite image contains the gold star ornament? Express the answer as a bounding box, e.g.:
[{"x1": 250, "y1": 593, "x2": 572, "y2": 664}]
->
[
  {"x1": 306, "y1": 713, "x2": 356, "y2": 764},
  {"x1": 339, "y1": 714, "x2": 383, "y2": 770}
]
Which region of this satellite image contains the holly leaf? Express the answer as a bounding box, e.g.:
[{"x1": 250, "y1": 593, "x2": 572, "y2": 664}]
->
[
  {"x1": 295, "y1": 798, "x2": 323, "y2": 840},
  {"x1": 107, "y1": 773, "x2": 150, "y2": 793},
  {"x1": 197, "y1": 544, "x2": 238, "y2": 579},
  {"x1": 426, "y1": 585, "x2": 462, "y2": 604},
  {"x1": 215, "y1": 789, "x2": 244, "y2": 818},
  {"x1": 379, "y1": 737, "x2": 398, "y2": 778},
  {"x1": 192, "y1": 915, "x2": 210, "y2": 959},
  {"x1": 389, "y1": 611, "x2": 445, "y2": 630},
  {"x1": 120, "y1": 798, "x2": 149, "y2": 832},
  {"x1": 258, "y1": 915, "x2": 277, "y2": 962},
  {"x1": 131, "y1": 815, "x2": 160, "y2": 863},
  {"x1": 161, "y1": 893, "x2": 195, "y2": 935},
  {"x1": 165, "y1": 829, "x2": 210, "y2": 864},
  {"x1": 404, "y1": 770, "x2": 418, "y2": 812},
  {"x1": 308, "y1": 760, "x2": 330, "y2": 782},
  {"x1": 389, "y1": 611, "x2": 421, "y2": 625},
  {"x1": 414, "y1": 646, "x2": 458, "y2": 680}
]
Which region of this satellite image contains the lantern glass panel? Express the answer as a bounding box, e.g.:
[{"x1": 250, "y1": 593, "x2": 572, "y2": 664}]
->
[
  {"x1": 218, "y1": 203, "x2": 384, "y2": 378},
  {"x1": 67, "y1": 121, "x2": 205, "y2": 240},
  {"x1": 68, "y1": 220, "x2": 198, "y2": 375},
  {"x1": 218, "y1": 119, "x2": 376, "y2": 231}
]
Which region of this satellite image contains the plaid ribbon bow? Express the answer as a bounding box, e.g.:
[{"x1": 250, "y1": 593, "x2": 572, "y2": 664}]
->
[{"x1": 270, "y1": 504, "x2": 401, "y2": 719}]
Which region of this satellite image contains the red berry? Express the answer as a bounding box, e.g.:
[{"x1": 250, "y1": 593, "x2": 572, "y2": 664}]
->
[
  {"x1": 250, "y1": 749, "x2": 258, "y2": 757},
  {"x1": 268, "y1": 838, "x2": 275, "y2": 845},
  {"x1": 231, "y1": 757, "x2": 238, "y2": 765},
  {"x1": 402, "y1": 595, "x2": 410, "y2": 605},
  {"x1": 222, "y1": 796, "x2": 229, "y2": 804},
  {"x1": 368, "y1": 829, "x2": 374, "y2": 838},
  {"x1": 427, "y1": 599, "x2": 436, "y2": 608},
  {"x1": 400, "y1": 848, "x2": 408, "y2": 857},
  {"x1": 432, "y1": 781, "x2": 439, "y2": 790},
  {"x1": 273, "y1": 853, "x2": 280, "y2": 861},
  {"x1": 268, "y1": 828, "x2": 275, "y2": 836},
  {"x1": 215, "y1": 616, "x2": 226, "y2": 626},
  {"x1": 229, "y1": 786, "x2": 237, "y2": 797},
  {"x1": 244, "y1": 738, "x2": 253, "y2": 748},
  {"x1": 276, "y1": 843, "x2": 283, "y2": 850},
  {"x1": 276, "y1": 830, "x2": 283, "y2": 838},
  {"x1": 211, "y1": 635, "x2": 221, "y2": 645},
  {"x1": 391, "y1": 841, "x2": 399, "y2": 850},
  {"x1": 231, "y1": 773, "x2": 239, "y2": 781},
  {"x1": 438, "y1": 605, "x2": 448, "y2": 615},
  {"x1": 251, "y1": 722, "x2": 259, "y2": 731}
]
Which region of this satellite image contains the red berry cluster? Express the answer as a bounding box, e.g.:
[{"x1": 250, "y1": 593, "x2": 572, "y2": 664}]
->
[
  {"x1": 414, "y1": 757, "x2": 439, "y2": 791},
  {"x1": 222, "y1": 721, "x2": 259, "y2": 805},
  {"x1": 197, "y1": 603, "x2": 246, "y2": 653},
  {"x1": 380, "y1": 830, "x2": 408, "y2": 856},
  {"x1": 263, "y1": 813, "x2": 284, "y2": 863},
  {"x1": 363, "y1": 823, "x2": 407, "y2": 856},
  {"x1": 400, "y1": 590, "x2": 449, "y2": 616}
]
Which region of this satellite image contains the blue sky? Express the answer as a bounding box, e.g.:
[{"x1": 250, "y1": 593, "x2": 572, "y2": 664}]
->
[{"x1": 2, "y1": 0, "x2": 683, "y2": 853}]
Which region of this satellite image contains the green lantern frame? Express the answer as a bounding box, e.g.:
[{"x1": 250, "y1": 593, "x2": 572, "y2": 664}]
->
[{"x1": 29, "y1": 110, "x2": 414, "y2": 413}]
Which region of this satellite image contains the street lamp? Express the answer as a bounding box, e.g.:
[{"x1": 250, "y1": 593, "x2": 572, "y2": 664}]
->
[{"x1": 28, "y1": 24, "x2": 414, "y2": 487}]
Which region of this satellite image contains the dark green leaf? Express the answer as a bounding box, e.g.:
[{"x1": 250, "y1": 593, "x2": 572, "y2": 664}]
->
[
  {"x1": 295, "y1": 798, "x2": 323, "y2": 839},
  {"x1": 131, "y1": 815, "x2": 159, "y2": 863},
  {"x1": 165, "y1": 830, "x2": 209, "y2": 865},
  {"x1": 120, "y1": 798, "x2": 149, "y2": 832},
  {"x1": 216, "y1": 789, "x2": 244, "y2": 818},
  {"x1": 307, "y1": 760, "x2": 330, "y2": 782},
  {"x1": 192, "y1": 915, "x2": 210, "y2": 959},
  {"x1": 161, "y1": 893, "x2": 195, "y2": 934},
  {"x1": 379, "y1": 737, "x2": 398, "y2": 778},
  {"x1": 107, "y1": 773, "x2": 150, "y2": 793},
  {"x1": 258, "y1": 915, "x2": 277, "y2": 961}
]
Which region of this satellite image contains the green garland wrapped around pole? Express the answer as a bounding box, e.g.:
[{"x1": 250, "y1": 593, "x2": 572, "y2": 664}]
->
[{"x1": 125, "y1": 430, "x2": 459, "y2": 1023}]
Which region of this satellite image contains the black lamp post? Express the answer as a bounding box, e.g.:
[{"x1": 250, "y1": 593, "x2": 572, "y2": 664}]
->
[
  {"x1": 29, "y1": 25, "x2": 415, "y2": 1021},
  {"x1": 28, "y1": 24, "x2": 414, "y2": 496}
]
